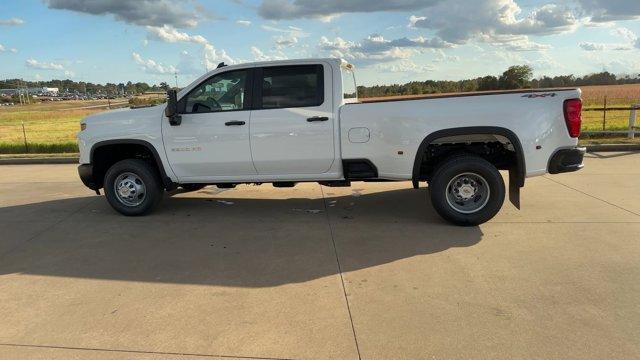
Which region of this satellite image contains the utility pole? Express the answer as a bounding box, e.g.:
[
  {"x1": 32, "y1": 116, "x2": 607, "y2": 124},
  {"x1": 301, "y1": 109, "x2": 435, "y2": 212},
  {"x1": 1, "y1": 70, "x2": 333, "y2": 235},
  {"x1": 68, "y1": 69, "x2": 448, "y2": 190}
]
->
[
  {"x1": 22, "y1": 79, "x2": 30, "y2": 104},
  {"x1": 174, "y1": 71, "x2": 179, "y2": 88}
]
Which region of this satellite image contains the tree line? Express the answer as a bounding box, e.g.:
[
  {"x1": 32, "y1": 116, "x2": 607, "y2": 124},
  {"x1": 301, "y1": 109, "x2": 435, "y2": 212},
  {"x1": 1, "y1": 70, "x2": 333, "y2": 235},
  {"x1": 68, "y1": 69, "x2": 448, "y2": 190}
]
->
[
  {"x1": 0, "y1": 79, "x2": 171, "y2": 95},
  {"x1": 357, "y1": 65, "x2": 640, "y2": 98},
  {"x1": 2, "y1": 65, "x2": 640, "y2": 98}
]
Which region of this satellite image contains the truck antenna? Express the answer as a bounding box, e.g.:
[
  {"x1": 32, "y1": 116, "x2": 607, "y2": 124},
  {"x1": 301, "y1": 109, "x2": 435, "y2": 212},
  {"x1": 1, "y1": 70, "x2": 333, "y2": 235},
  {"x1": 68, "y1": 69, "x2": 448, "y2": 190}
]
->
[{"x1": 216, "y1": 62, "x2": 227, "y2": 69}]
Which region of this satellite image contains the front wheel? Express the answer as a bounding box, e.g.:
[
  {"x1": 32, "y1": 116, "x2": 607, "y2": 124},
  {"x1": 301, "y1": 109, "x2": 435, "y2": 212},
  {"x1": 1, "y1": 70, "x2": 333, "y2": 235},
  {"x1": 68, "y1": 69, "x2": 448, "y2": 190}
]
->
[
  {"x1": 103, "y1": 159, "x2": 163, "y2": 216},
  {"x1": 429, "y1": 155, "x2": 505, "y2": 226}
]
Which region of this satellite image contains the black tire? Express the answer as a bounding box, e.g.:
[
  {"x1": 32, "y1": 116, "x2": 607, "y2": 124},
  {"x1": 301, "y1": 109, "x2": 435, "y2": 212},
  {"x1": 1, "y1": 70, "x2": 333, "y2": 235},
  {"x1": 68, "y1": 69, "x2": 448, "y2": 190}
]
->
[
  {"x1": 429, "y1": 155, "x2": 505, "y2": 226},
  {"x1": 103, "y1": 159, "x2": 163, "y2": 216},
  {"x1": 180, "y1": 184, "x2": 206, "y2": 192}
]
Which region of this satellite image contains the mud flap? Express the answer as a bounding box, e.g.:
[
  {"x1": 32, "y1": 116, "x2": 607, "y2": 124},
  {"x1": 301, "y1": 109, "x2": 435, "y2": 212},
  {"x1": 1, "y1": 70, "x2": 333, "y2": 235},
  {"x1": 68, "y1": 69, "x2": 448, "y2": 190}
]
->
[{"x1": 508, "y1": 168, "x2": 521, "y2": 210}]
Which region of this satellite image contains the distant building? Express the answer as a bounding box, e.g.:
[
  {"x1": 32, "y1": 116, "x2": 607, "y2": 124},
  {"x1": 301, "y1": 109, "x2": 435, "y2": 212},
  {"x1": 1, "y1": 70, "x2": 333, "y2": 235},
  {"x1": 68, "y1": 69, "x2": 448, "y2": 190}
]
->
[{"x1": 42, "y1": 87, "x2": 59, "y2": 94}]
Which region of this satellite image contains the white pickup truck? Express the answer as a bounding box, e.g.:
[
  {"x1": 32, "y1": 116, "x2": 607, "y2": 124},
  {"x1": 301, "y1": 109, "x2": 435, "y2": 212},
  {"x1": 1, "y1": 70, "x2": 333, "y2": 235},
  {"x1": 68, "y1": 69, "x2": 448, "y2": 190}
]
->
[{"x1": 78, "y1": 58, "x2": 585, "y2": 225}]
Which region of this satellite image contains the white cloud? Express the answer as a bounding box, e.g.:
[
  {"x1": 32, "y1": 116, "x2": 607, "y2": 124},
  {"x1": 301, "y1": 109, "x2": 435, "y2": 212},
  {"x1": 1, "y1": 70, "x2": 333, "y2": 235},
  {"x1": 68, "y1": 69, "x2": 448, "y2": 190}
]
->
[
  {"x1": 432, "y1": 49, "x2": 460, "y2": 62},
  {"x1": 360, "y1": 34, "x2": 453, "y2": 52},
  {"x1": 146, "y1": 25, "x2": 208, "y2": 45},
  {"x1": 251, "y1": 46, "x2": 288, "y2": 61},
  {"x1": 319, "y1": 36, "x2": 356, "y2": 52},
  {"x1": 274, "y1": 35, "x2": 299, "y2": 49},
  {"x1": 576, "y1": 0, "x2": 640, "y2": 22},
  {"x1": 236, "y1": 20, "x2": 252, "y2": 26},
  {"x1": 260, "y1": 24, "x2": 308, "y2": 37},
  {"x1": 579, "y1": 42, "x2": 607, "y2": 51},
  {"x1": 0, "y1": 18, "x2": 24, "y2": 26},
  {"x1": 204, "y1": 44, "x2": 235, "y2": 70},
  {"x1": 10, "y1": 48, "x2": 18, "y2": 53},
  {"x1": 409, "y1": 1, "x2": 577, "y2": 44},
  {"x1": 258, "y1": 0, "x2": 441, "y2": 20},
  {"x1": 612, "y1": 27, "x2": 638, "y2": 42},
  {"x1": 45, "y1": 0, "x2": 199, "y2": 28},
  {"x1": 375, "y1": 59, "x2": 435, "y2": 73},
  {"x1": 25, "y1": 59, "x2": 65, "y2": 70},
  {"x1": 258, "y1": 0, "x2": 579, "y2": 46},
  {"x1": 64, "y1": 70, "x2": 75, "y2": 77},
  {"x1": 144, "y1": 25, "x2": 236, "y2": 71},
  {"x1": 478, "y1": 33, "x2": 552, "y2": 51},
  {"x1": 319, "y1": 33, "x2": 453, "y2": 65},
  {"x1": 132, "y1": 52, "x2": 176, "y2": 74},
  {"x1": 408, "y1": 15, "x2": 426, "y2": 28},
  {"x1": 579, "y1": 42, "x2": 634, "y2": 51},
  {"x1": 318, "y1": 34, "x2": 454, "y2": 68},
  {"x1": 578, "y1": 28, "x2": 639, "y2": 52}
]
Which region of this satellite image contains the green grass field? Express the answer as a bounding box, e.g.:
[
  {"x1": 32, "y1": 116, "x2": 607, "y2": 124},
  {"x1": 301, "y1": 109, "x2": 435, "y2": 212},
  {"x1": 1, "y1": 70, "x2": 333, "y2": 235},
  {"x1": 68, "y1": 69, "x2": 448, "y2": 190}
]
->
[
  {"x1": 582, "y1": 105, "x2": 636, "y2": 132},
  {"x1": 0, "y1": 93, "x2": 638, "y2": 154},
  {"x1": 0, "y1": 100, "x2": 122, "y2": 153}
]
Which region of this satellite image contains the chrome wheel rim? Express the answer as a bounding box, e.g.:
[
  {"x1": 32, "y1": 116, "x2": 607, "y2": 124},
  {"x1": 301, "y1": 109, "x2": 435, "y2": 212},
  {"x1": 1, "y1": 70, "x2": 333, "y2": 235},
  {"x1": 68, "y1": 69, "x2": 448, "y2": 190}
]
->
[
  {"x1": 445, "y1": 172, "x2": 490, "y2": 214},
  {"x1": 114, "y1": 172, "x2": 146, "y2": 207}
]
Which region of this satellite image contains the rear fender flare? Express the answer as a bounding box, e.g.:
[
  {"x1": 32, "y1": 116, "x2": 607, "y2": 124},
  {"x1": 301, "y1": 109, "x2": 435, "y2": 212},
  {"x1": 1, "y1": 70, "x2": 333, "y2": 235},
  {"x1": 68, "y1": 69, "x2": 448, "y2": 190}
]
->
[{"x1": 411, "y1": 126, "x2": 525, "y2": 188}]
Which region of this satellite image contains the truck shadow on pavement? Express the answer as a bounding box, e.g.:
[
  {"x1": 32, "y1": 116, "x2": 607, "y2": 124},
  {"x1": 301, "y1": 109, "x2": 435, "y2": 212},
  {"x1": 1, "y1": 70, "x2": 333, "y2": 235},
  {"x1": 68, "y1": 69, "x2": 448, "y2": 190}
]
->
[{"x1": 0, "y1": 188, "x2": 483, "y2": 287}]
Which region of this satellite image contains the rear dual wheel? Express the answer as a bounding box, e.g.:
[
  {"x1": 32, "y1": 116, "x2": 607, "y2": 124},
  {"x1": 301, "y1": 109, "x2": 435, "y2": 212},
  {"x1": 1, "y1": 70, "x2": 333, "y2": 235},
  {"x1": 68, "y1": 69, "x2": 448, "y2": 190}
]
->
[{"x1": 429, "y1": 155, "x2": 505, "y2": 226}]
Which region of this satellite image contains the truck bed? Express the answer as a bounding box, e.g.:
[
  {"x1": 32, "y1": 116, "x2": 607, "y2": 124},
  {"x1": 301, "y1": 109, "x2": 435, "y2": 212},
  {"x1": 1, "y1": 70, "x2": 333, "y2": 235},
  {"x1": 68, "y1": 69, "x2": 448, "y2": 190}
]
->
[
  {"x1": 340, "y1": 87, "x2": 582, "y2": 180},
  {"x1": 358, "y1": 88, "x2": 579, "y2": 103}
]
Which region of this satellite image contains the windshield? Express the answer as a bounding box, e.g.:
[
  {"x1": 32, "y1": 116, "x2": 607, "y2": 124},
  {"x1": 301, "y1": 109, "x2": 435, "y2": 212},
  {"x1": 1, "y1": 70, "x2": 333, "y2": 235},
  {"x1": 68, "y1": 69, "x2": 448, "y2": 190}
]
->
[{"x1": 341, "y1": 68, "x2": 357, "y2": 103}]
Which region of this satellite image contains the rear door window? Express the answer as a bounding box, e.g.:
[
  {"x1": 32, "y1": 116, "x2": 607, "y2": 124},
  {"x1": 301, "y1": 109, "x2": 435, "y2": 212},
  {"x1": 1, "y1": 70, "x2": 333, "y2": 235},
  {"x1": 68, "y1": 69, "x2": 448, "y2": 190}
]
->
[{"x1": 258, "y1": 65, "x2": 324, "y2": 109}]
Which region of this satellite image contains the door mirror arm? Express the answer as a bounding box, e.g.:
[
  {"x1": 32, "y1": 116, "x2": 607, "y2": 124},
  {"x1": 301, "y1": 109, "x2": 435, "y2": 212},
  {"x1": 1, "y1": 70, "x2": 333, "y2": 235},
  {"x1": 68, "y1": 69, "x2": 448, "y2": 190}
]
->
[{"x1": 165, "y1": 89, "x2": 182, "y2": 126}]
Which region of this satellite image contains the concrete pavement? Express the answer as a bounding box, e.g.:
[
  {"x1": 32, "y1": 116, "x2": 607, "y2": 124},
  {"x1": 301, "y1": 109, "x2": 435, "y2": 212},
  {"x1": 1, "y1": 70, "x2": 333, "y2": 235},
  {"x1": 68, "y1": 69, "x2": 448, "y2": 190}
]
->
[{"x1": 0, "y1": 153, "x2": 639, "y2": 359}]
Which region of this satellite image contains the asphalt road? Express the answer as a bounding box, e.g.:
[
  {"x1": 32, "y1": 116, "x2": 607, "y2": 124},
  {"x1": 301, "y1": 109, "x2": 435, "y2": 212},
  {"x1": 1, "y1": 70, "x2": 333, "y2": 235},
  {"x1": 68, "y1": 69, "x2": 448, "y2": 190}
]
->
[{"x1": 1, "y1": 152, "x2": 639, "y2": 359}]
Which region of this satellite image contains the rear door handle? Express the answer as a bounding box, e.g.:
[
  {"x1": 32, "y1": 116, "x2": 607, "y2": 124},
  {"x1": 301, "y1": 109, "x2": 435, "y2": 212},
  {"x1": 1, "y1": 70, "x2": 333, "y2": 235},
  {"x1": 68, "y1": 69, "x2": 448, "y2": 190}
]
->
[
  {"x1": 307, "y1": 116, "x2": 329, "y2": 122},
  {"x1": 225, "y1": 121, "x2": 246, "y2": 126}
]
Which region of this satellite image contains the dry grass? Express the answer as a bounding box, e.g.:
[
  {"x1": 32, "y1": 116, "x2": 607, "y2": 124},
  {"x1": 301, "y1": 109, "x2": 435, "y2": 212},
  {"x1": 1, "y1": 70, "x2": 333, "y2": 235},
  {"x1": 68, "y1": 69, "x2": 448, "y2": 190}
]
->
[
  {"x1": 0, "y1": 100, "x2": 117, "y2": 153},
  {"x1": 0, "y1": 104, "x2": 102, "y2": 144},
  {"x1": 580, "y1": 84, "x2": 640, "y2": 107},
  {"x1": 579, "y1": 84, "x2": 640, "y2": 131}
]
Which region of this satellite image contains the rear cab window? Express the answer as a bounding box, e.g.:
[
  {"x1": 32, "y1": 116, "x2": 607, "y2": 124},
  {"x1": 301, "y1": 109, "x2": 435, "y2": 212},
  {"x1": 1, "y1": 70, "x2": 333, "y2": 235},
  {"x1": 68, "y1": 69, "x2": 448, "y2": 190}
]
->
[
  {"x1": 257, "y1": 65, "x2": 324, "y2": 109},
  {"x1": 341, "y1": 66, "x2": 358, "y2": 103}
]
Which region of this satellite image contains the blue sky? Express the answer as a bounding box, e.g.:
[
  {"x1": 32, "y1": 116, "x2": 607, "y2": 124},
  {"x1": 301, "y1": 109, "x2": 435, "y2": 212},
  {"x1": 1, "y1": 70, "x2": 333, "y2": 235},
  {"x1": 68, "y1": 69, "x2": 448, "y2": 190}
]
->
[{"x1": 1, "y1": 0, "x2": 639, "y2": 86}]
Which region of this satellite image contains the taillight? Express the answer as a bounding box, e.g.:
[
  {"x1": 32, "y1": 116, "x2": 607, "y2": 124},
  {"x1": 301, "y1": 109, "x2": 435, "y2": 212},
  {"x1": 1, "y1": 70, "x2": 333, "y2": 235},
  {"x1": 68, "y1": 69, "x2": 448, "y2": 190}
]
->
[{"x1": 563, "y1": 99, "x2": 582, "y2": 138}]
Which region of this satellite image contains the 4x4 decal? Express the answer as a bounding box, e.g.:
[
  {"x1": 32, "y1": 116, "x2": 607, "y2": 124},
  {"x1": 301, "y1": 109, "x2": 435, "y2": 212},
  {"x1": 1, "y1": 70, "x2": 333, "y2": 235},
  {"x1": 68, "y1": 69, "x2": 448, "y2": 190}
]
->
[{"x1": 522, "y1": 93, "x2": 557, "y2": 98}]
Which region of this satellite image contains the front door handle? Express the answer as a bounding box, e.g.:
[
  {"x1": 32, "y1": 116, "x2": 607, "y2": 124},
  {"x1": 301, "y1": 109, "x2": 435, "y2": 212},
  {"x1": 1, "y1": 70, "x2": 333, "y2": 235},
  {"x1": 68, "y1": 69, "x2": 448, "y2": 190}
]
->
[
  {"x1": 225, "y1": 121, "x2": 246, "y2": 126},
  {"x1": 307, "y1": 116, "x2": 329, "y2": 122}
]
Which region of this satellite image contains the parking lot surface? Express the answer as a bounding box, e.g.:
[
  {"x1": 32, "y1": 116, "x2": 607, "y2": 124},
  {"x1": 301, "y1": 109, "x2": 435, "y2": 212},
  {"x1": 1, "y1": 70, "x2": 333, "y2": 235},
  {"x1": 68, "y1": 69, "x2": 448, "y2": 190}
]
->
[{"x1": 1, "y1": 152, "x2": 639, "y2": 359}]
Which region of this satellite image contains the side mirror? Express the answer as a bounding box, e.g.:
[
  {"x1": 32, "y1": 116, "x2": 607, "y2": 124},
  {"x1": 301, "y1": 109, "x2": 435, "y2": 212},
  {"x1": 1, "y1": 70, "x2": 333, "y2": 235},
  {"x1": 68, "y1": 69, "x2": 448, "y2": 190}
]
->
[{"x1": 165, "y1": 89, "x2": 182, "y2": 126}]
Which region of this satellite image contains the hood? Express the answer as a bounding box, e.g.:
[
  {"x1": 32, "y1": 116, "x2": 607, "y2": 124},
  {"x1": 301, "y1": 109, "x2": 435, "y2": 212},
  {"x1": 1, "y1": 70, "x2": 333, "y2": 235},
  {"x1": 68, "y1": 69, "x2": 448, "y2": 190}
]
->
[{"x1": 82, "y1": 104, "x2": 165, "y2": 125}]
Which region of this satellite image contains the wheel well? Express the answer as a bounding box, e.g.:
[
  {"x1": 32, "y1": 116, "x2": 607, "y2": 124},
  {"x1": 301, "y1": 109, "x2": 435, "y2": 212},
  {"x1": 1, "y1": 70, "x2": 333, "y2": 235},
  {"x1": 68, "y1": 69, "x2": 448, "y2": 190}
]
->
[
  {"x1": 413, "y1": 127, "x2": 525, "y2": 187},
  {"x1": 91, "y1": 142, "x2": 165, "y2": 189}
]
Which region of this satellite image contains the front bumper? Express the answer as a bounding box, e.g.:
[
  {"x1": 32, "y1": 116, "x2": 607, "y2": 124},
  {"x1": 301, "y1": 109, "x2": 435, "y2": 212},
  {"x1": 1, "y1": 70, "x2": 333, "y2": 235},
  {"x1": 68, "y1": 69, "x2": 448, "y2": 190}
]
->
[
  {"x1": 78, "y1": 164, "x2": 99, "y2": 190},
  {"x1": 548, "y1": 147, "x2": 586, "y2": 174}
]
